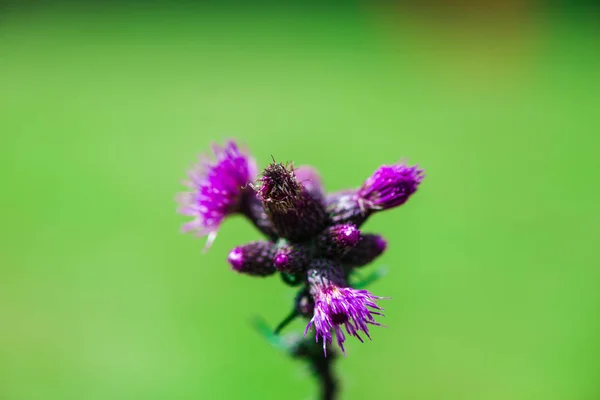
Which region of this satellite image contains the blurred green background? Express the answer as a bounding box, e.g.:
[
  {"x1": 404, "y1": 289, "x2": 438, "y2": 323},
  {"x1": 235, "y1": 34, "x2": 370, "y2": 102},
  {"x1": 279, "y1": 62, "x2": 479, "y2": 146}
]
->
[{"x1": 1, "y1": 2, "x2": 599, "y2": 399}]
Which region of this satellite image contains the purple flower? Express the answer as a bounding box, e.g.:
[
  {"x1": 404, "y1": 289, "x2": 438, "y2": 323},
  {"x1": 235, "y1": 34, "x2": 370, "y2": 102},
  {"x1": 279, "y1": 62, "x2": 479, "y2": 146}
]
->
[
  {"x1": 306, "y1": 272, "x2": 384, "y2": 356},
  {"x1": 178, "y1": 140, "x2": 425, "y2": 358},
  {"x1": 177, "y1": 141, "x2": 256, "y2": 248},
  {"x1": 358, "y1": 163, "x2": 424, "y2": 211}
]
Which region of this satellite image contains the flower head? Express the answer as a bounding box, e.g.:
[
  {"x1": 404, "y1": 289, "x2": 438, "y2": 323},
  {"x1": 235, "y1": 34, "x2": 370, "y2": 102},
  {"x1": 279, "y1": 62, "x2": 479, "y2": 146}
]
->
[
  {"x1": 177, "y1": 141, "x2": 256, "y2": 248},
  {"x1": 358, "y1": 163, "x2": 424, "y2": 211},
  {"x1": 306, "y1": 277, "x2": 384, "y2": 356},
  {"x1": 178, "y1": 140, "x2": 424, "y2": 358}
]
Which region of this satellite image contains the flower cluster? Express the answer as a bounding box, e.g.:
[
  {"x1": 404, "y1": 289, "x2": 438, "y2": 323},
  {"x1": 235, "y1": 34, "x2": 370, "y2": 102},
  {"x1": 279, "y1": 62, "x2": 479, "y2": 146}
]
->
[{"x1": 177, "y1": 140, "x2": 424, "y2": 355}]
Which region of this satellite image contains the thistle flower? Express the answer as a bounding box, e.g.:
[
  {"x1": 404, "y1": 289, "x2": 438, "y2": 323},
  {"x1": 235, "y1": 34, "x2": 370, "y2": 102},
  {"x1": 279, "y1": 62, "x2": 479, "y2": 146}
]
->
[
  {"x1": 305, "y1": 262, "x2": 384, "y2": 355},
  {"x1": 177, "y1": 140, "x2": 424, "y2": 358},
  {"x1": 358, "y1": 163, "x2": 424, "y2": 211},
  {"x1": 177, "y1": 141, "x2": 257, "y2": 248},
  {"x1": 326, "y1": 163, "x2": 423, "y2": 228}
]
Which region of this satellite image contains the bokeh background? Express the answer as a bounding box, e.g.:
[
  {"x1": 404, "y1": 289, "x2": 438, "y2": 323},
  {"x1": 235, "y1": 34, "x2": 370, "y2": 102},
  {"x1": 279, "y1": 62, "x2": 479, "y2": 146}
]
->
[{"x1": 1, "y1": 1, "x2": 599, "y2": 399}]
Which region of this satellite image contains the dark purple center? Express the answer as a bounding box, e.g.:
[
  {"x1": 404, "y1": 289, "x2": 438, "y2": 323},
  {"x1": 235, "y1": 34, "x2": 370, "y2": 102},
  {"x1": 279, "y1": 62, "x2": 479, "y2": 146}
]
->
[{"x1": 331, "y1": 312, "x2": 349, "y2": 325}]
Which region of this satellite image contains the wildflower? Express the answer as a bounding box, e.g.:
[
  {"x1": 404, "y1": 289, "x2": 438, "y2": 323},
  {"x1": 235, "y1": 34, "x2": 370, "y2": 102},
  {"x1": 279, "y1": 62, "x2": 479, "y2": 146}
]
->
[
  {"x1": 327, "y1": 163, "x2": 424, "y2": 227},
  {"x1": 358, "y1": 163, "x2": 424, "y2": 211},
  {"x1": 177, "y1": 140, "x2": 424, "y2": 355},
  {"x1": 177, "y1": 141, "x2": 256, "y2": 248},
  {"x1": 305, "y1": 261, "x2": 384, "y2": 355}
]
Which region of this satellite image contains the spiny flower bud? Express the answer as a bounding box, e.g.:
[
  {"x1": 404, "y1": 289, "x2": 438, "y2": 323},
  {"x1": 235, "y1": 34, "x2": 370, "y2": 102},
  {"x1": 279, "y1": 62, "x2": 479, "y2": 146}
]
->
[
  {"x1": 256, "y1": 162, "x2": 302, "y2": 212},
  {"x1": 256, "y1": 162, "x2": 327, "y2": 242},
  {"x1": 273, "y1": 243, "x2": 310, "y2": 273},
  {"x1": 358, "y1": 163, "x2": 424, "y2": 211},
  {"x1": 341, "y1": 234, "x2": 387, "y2": 268},
  {"x1": 316, "y1": 224, "x2": 360, "y2": 259},
  {"x1": 228, "y1": 241, "x2": 277, "y2": 276}
]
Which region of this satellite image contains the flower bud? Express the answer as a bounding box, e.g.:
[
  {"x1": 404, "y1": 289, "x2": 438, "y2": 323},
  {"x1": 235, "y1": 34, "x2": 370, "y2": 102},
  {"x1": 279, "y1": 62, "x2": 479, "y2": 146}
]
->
[
  {"x1": 228, "y1": 241, "x2": 277, "y2": 276},
  {"x1": 315, "y1": 224, "x2": 360, "y2": 259},
  {"x1": 273, "y1": 243, "x2": 310, "y2": 274}
]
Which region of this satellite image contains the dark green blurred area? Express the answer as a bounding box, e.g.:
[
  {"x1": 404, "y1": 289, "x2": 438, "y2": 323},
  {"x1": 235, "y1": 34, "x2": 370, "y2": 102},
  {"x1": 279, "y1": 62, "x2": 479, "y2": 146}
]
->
[{"x1": 1, "y1": 3, "x2": 599, "y2": 399}]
